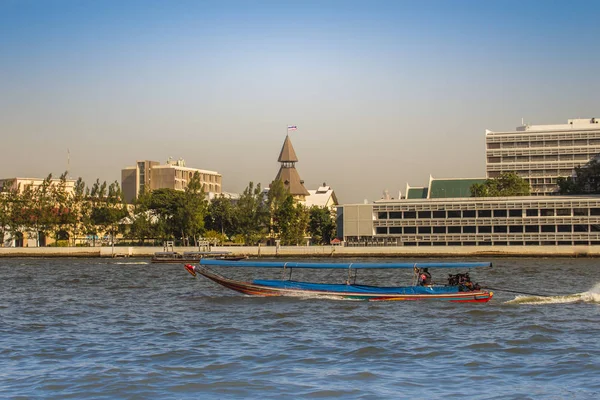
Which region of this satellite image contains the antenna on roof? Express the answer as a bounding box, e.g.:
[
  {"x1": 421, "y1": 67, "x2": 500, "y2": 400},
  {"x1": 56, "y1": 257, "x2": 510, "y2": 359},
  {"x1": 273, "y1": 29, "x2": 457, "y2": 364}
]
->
[{"x1": 521, "y1": 117, "x2": 524, "y2": 126}]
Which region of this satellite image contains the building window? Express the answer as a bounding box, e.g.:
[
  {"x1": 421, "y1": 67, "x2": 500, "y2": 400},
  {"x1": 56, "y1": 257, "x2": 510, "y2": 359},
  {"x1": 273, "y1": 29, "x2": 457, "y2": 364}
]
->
[
  {"x1": 389, "y1": 227, "x2": 402, "y2": 234},
  {"x1": 591, "y1": 208, "x2": 600, "y2": 216},
  {"x1": 433, "y1": 226, "x2": 446, "y2": 234},
  {"x1": 509, "y1": 225, "x2": 523, "y2": 233},
  {"x1": 493, "y1": 210, "x2": 507, "y2": 218},
  {"x1": 556, "y1": 209, "x2": 570, "y2": 216},
  {"x1": 463, "y1": 210, "x2": 476, "y2": 218},
  {"x1": 433, "y1": 210, "x2": 445, "y2": 218},
  {"x1": 493, "y1": 226, "x2": 507, "y2": 233},
  {"x1": 418, "y1": 211, "x2": 431, "y2": 219},
  {"x1": 418, "y1": 226, "x2": 432, "y2": 234},
  {"x1": 540, "y1": 209, "x2": 554, "y2": 217},
  {"x1": 376, "y1": 227, "x2": 388, "y2": 234},
  {"x1": 404, "y1": 227, "x2": 416, "y2": 234},
  {"x1": 573, "y1": 225, "x2": 588, "y2": 232},
  {"x1": 463, "y1": 226, "x2": 476, "y2": 234},
  {"x1": 447, "y1": 211, "x2": 461, "y2": 218},
  {"x1": 389, "y1": 212, "x2": 402, "y2": 219},
  {"x1": 403, "y1": 211, "x2": 416, "y2": 219},
  {"x1": 448, "y1": 226, "x2": 461, "y2": 234},
  {"x1": 526, "y1": 209, "x2": 539, "y2": 217},
  {"x1": 557, "y1": 225, "x2": 571, "y2": 233},
  {"x1": 541, "y1": 225, "x2": 556, "y2": 232},
  {"x1": 478, "y1": 226, "x2": 492, "y2": 233},
  {"x1": 525, "y1": 225, "x2": 540, "y2": 233},
  {"x1": 378, "y1": 212, "x2": 388, "y2": 219},
  {"x1": 478, "y1": 210, "x2": 491, "y2": 218},
  {"x1": 573, "y1": 208, "x2": 588, "y2": 216},
  {"x1": 509, "y1": 210, "x2": 522, "y2": 217}
]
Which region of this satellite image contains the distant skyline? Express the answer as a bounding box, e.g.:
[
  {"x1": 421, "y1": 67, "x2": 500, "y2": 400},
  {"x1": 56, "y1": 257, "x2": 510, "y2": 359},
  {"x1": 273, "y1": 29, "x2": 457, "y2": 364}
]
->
[{"x1": 1, "y1": 0, "x2": 599, "y2": 203}]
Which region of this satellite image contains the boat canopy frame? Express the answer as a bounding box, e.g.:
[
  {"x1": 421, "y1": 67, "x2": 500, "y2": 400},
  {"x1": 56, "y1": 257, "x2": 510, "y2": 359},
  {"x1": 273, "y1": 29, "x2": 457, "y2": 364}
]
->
[{"x1": 199, "y1": 259, "x2": 492, "y2": 270}]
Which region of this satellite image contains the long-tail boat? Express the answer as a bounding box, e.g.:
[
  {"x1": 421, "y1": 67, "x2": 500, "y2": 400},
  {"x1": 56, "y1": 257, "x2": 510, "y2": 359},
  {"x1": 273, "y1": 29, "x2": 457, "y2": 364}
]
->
[{"x1": 184, "y1": 259, "x2": 493, "y2": 302}]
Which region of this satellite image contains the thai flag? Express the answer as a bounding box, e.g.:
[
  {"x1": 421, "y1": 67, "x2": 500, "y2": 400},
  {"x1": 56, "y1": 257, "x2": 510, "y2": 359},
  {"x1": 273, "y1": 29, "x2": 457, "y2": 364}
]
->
[{"x1": 287, "y1": 125, "x2": 297, "y2": 131}]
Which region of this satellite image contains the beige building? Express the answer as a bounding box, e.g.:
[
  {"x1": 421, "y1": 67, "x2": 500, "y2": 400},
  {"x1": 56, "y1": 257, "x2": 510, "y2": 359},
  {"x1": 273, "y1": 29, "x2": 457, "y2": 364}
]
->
[
  {"x1": 341, "y1": 195, "x2": 600, "y2": 247},
  {"x1": 486, "y1": 117, "x2": 600, "y2": 195},
  {"x1": 0, "y1": 177, "x2": 77, "y2": 194},
  {"x1": 121, "y1": 158, "x2": 222, "y2": 203}
]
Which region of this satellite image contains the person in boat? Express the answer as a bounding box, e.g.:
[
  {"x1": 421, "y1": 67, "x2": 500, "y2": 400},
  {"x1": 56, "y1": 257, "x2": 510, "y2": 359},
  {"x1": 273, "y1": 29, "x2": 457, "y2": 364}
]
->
[{"x1": 419, "y1": 268, "x2": 432, "y2": 286}]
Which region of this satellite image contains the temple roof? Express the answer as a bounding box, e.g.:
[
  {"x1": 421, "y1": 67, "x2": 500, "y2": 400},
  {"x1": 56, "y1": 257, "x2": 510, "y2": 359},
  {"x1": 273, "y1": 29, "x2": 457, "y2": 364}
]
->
[{"x1": 278, "y1": 135, "x2": 299, "y2": 162}]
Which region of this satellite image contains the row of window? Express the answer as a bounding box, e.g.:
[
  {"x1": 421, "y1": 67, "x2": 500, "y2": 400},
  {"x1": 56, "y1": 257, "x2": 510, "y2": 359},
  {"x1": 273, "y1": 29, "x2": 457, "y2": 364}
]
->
[
  {"x1": 487, "y1": 139, "x2": 600, "y2": 149},
  {"x1": 375, "y1": 224, "x2": 598, "y2": 235},
  {"x1": 402, "y1": 241, "x2": 596, "y2": 246},
  {"x1": 377, "y1": 208, "x2": 598, "y2": 220},
  {"x1": 487, "y1": 155, "x2": 593, "y2": 163}
]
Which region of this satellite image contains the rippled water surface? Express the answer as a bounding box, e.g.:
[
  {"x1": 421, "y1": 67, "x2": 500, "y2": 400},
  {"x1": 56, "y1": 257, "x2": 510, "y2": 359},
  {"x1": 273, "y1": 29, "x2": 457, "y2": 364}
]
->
[{"x1": 1, "y1": 257, "x2": 599, "y2": 399}]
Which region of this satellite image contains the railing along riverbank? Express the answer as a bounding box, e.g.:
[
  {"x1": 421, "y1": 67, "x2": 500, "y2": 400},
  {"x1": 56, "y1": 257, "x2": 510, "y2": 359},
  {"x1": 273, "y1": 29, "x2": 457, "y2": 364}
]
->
[{"x1": 1, "y1": 245, "x2": 600, "y2": 258}]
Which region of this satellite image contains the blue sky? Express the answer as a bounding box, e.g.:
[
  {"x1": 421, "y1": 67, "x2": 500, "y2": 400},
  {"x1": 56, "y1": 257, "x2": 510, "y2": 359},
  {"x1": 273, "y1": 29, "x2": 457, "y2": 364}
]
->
[{"x1": 1, "y1": 0, "x2": 599, "y2": 203}]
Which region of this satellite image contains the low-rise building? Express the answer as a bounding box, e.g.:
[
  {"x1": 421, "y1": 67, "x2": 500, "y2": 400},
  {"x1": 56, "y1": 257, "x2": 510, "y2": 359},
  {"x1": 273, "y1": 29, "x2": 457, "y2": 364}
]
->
[
  {"x1": 121, "y1": 158, "x2": 222, "y2": 203},
  {"x1": 0, "y1": 177, "x2": 77, "y2": 194},
  {"x1": 302, "y1": 184, "x2": 338, "y2": 210},
  {"x1": 340, "y1": 195, "x2": 600, "y2": 247}
]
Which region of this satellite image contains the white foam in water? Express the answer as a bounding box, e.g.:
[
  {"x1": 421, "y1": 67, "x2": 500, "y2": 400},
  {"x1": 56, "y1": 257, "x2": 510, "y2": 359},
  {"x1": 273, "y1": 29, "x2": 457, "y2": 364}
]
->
[
  {"x1": 506, "y1": 282, "x2": 600, "y2": 305},
  {"x1": 115, "y1": 261, "x2": 149, "y2": 265}
]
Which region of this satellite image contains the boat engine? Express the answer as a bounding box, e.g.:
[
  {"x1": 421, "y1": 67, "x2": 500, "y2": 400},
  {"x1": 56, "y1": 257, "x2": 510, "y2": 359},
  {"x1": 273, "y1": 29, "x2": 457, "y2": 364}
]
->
[{"x1": 447, "y1": 273, "x2": 480, "y2": 291}]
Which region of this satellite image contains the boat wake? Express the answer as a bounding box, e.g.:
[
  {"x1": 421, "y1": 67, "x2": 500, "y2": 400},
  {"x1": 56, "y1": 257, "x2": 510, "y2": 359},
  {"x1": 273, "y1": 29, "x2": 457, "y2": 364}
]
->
[
  {"x1": 114, "y1": 261, "x2": 149, "y2": 265},
  {"x1": 506, "y1": 283, "x2": 600, "y2": 305}
]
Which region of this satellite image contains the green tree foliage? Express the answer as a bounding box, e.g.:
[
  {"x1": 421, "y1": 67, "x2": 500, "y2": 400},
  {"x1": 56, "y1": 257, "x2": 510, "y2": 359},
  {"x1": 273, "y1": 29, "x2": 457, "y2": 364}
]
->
[
  {"x1": 178, "y1": 172, "x2": 208, "y2": 246},
  {"x1": 205, "y1": 194, "x2": 236, "y2": 239},
  {"x1": 267, "y1": 179, "x2": 292, "y2": 239},
  {"x1": 277, "y1": 196, "x2": 309, "y2": 245},
  {"x1": 91, "y1": 180, "x2": 128, "y2": 245},
  {"x1": 126, "y1": 188, "x2": 156, "y2": 245},
  {"x1": 308, "y1": 206, "x2": 336, "y2": 245},
  {"x1": 142, "y1": 174, "x2": 208, "y2": 245},
  {"x1": 557, "y1": 159, "x2": 600, "y2": 194},
  {"x1": 470, "y1": 172, "x2": 530, "y2": 197},
  {"x1": 235, "y1": 182, "x2": 268, "y2": 245}
]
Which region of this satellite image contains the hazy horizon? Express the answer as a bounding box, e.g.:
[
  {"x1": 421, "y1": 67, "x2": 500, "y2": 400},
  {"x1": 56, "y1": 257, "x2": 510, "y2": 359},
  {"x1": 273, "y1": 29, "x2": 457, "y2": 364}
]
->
[{"x1": 2, "y1": 0, "x2": 599, "y2": 203}]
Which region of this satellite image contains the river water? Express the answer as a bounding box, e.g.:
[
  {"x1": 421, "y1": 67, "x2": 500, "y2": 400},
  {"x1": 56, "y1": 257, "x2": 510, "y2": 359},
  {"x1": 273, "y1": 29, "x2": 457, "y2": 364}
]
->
[{"x1": 1, "y1": 257, "x2": 599, "y2": 399}]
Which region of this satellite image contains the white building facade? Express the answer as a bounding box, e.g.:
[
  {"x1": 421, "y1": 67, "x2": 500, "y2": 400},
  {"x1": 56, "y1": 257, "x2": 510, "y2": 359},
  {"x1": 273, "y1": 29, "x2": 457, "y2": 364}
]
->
[{"x1": 486, "y1": 118, "x2": 600, "y2": 195}]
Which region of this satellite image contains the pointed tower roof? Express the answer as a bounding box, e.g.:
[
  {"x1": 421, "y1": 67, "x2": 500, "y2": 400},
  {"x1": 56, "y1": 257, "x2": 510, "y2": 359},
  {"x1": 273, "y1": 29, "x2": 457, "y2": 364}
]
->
[
  {"x1": 278, "y1": 135, "x2": 299, "y2": 162},
  {"x1": 275, "y1": 167, "x2": 310, "y2": 197},
  {"x1": 274, "y1": 135, "x2": 309, "y2": 197}
]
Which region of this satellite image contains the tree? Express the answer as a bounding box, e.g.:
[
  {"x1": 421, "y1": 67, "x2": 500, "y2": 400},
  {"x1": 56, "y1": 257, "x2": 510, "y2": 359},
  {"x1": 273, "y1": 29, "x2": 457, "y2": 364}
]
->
[
  {"x1": 178, "y1": 172, "x2": 208, "y2": 246},
  {"x1": 126, "y1": 188, "x2": 155, "y2": 245},
  {"x1": 0, "y1": 190, "x2": 10, "y2": 246},
  {"x1": 266, "y1": 179, "x2": 292, "y2": 241},
  {"x1": 308, "y1": 206, "x2": 336, "y2": 245},
  {"x1": 24, "y1": 174, "x2": 56, "y2": 246},
  {"x1": 91, "y1": 180, "x2": 128, "y2": 245},
  {"x1": 51, "y1": 171, "x2": 74, "y2": 244},
  {"x1": 206, "y1": 194, "x2": 236, "y2": 240},
  {"x1": 557, "y1": 159, "x2": 600, "y2": 194},
  {"x1": 470, "y1": 172, "x2": 530, "y2": 197},
  {"x1": 277, "y1": 196, "x2": 309, "y2": 245},
  {"x1": 234, "y1": 182, "x2": 268, "y2": 245},
  {"x1": 67, "y1": 177, "x2": 91, "y2": 246}
]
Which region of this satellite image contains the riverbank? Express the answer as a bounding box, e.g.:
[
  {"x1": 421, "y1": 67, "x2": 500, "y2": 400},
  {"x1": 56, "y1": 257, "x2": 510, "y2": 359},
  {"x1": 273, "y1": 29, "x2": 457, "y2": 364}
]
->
[{"x1": 1, "y1": 245, "x2": 599, "y2": 258}]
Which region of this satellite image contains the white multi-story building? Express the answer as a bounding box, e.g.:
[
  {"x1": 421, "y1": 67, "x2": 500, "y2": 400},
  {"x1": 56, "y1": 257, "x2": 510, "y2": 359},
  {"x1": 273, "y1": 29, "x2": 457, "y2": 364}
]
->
[{"x1": 486, "y1": 117, "x2": 600, "y2": 195}]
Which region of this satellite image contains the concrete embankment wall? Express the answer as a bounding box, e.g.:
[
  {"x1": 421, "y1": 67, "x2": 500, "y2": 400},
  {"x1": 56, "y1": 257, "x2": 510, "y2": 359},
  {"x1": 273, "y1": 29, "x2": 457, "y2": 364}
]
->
[{"x1": 1, "y1": 245, "x2": 600, "y2": 258}]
